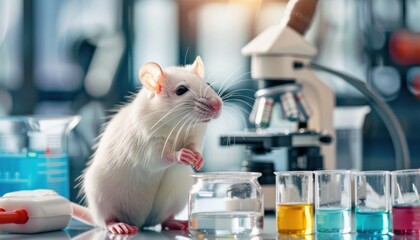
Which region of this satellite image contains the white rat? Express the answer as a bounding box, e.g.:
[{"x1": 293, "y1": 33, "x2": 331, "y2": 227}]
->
[{"x1": 73, "y1": 56, "x2": 222, "y2": 235}]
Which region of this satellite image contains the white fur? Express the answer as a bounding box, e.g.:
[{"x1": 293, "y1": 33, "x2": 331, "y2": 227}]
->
[{"x1": 80, "y1": 64, "x2": 221, "y2": 228}]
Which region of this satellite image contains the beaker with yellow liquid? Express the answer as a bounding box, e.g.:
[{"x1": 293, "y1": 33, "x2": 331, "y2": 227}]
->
[{"x1": 275, "y1": 171, "x2": 314, "y2": 235}]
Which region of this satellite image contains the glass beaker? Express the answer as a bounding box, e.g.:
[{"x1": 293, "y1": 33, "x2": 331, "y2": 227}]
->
[
  {"x1": 188, "y1": 172, "x2": 264, "y2": 237},
  {"x1": 314, "y1": 170, "x2": 352, "y2": 233},
  {"x1": 391, "y1": 169, "x2": 420, "y2": 236},
  {"x1": 0, "y1": 116, "x2": 80, "y2": 198},
  {"x1": 354, "y1": 171, "x2": 391, "y2": 235},
  {"x1": 275, "y1": 171, "x2": 314, "y2": 235}
]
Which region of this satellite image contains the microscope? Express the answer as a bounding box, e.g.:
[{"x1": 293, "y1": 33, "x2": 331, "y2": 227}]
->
[{"x1": 220, "y1": 0, "x2": 336, "y2": 171}]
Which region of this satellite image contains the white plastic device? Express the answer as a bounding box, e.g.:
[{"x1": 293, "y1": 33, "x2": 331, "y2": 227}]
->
[{"x1": 0, "y1": 189, "x2": 72, "y2": 234}]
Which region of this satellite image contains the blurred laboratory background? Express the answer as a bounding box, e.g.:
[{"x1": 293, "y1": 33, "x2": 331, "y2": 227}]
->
[{"x1": 0, "y1": 0, "x2": 420, "y2": 202}]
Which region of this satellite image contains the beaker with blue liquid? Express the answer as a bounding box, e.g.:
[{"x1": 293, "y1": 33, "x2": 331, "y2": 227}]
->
[{"x1": 0, "y1": 116, "x2": 79, "y2": 198}]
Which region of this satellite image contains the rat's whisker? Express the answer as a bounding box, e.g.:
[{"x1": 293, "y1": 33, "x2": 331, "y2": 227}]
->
[
  {"x1": 223, "y1": 97, "x2": 255, "y2": 105},
  {"x1": 222, "y1": 93, "x2": 255, "y2": 102},
  {"x1": 184, "y1": 46, "x2": 189, "y2": 66},
  {"x1": 218, "y1": 75, "x2": 252, "y2": 97},
  {"x1": 217, "y1": 65, "x2": 244, "y2": 95},
  {"x1": 219, "y1": 78, "x2": 254, "y2": 97},
  {"x1": 150, "y1": 105, "x2": 187, "y2": 130},
  {"x1": 223, "y1": 105, "x2": 248, "y2": 127},
  {"x1": 218, "y1": 72, "x2": 251, "y2": 96},
  {"x1": 147, "y1": 111, "x2": 190, "y2": 140},
  {"x1": 173, "y1": 116, "x2": 193, "y2": 151},
  {"x1": 222, "y1": 88, "x2": 256, "y2": 96},
  {"x1": 224, "y1": 103, "x2": 251, "y2": 113},
  {"x1": 221, "y1": 111, "x2": 240, "y2": 147},
  {"x1": 224, "y1": 99, "x2": 254, "y2": 109},
  {"x1": 206, "y1": 71, "x2": 214, "y2": 84},
  {"x1": 204, "y1": 84, "x2": 214, "y2": 96},
  {"x1": 185, "y1": 118, "x2": 197, "y2": 139},
  {"x1": 161, "y1": 113, "x2": 192, "y2": 158},
  {"x1": 150, "y1": 106, "x2": 191, "y2": 126},
  {"x1": 189, "y1": 88, "x2": 199, "y2": 98},
  {"x1": 147, "y1": 108, "x2": 191, "y2": 139}
]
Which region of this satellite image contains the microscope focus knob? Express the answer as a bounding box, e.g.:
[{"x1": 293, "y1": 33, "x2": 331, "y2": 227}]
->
[{"x1": 319, "y1": 134, "x2": 332, "y2": 144}]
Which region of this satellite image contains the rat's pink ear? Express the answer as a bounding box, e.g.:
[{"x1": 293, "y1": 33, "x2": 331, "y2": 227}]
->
[
  {"x1": 139, "y1": 62, "x2": 164, "y2": 94},
  {"x1": 191, "y1": 56, "x2": 205, "y2": 79}
]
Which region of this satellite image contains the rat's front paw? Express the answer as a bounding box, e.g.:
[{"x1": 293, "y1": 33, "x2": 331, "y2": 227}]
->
[
  {"x1": 176, "y1": 148, "x2": 202, "y2": 170},
  {"x1": 191, "y1": 150, "x2": 204, "y2": 170},
  {"x1": 106, "y1": 221, "x2": 138, "y2": 235}
]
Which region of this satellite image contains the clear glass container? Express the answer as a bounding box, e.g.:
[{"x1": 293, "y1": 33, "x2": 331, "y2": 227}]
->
[
  {"x1": 391, "y1": 169, "x2": 420, "y2": 236},
  {"x1": 275, "y1": 171, "x2": 314, "y2": 235},
  {"x1": 188, "y1": 172, "x2": 264, "y2": 237},
  {"x1": 314, "y1": 170, "x2": 352, "y2": 234},
  {"x1": 354, "y1": 171, "x2": 391, "y2": 235},
  {"x1": 0, "y1": 116, "x2": 80, "y2": 198}
]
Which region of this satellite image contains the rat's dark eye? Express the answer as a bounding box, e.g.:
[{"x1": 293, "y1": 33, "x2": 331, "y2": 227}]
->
[
  {"x1": 176, "y1": 85, "x2": 189, "y2": 96},
  {"x1": 206, "y1": 83, "x2": 215, "y2": 90}
]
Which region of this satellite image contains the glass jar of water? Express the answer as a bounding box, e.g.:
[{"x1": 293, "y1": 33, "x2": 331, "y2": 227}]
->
[{"x1": 188, "y1": 172, "x2": 264, "y2": 237}]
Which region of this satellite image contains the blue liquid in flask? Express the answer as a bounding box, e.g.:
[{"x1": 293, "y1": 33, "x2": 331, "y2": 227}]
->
[
  {"x1": 316, "y1": 208, "x2": 352, "y2": 233},
  {"x1": 355, "y1": 208, "x2": 390, "y2": 235}
]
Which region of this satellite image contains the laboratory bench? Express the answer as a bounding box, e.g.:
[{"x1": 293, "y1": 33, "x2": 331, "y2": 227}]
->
[{"x1": 0, "y1": 214, "x2": 408, "y2": 240}]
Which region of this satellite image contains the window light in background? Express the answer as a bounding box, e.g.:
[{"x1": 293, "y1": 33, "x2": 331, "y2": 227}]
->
[
  {"x1": 196, "y1": 3, "x2": 250, "y2": 90},
  {"x1": 195, "y1": 3, "x2": 252, "y2": 171},
  {"x1": 35, "y1": 0, "x2": 121, "y2": 93},
  {"x1": 0, "y1": 0, "x2": 23, "y2": 91},
  {"x1": 133, "y1": 0, "x2": 178, "y2": 87},
  {"x1": 372, "y1": 0, "x2": 402, "y2": 31},
  {"x1": 255, "y1": 2, "x2": 287, "y2": 35},
  {"x1": 34, "y1": 0, "x2": 83, "y2": 92},
  {"x1": 407, "y1": 0, "x2": 420, "y2": 33},
  {"x1": 311, "y1": 0, "x2": 366, "y2": 98},
  {"x1": 0, "y1": 0, "x2": 22, "y2": 115}
]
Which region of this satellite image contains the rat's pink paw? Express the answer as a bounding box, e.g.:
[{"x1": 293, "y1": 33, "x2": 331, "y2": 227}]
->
[
  {"x1": 192, "y1": 151, "x2": 204, "y2": 170},
  {"x1": 107, "y1": 222, "x2": 138, "y2": 235},
  {"x1": 177, "y1": 148, "x2": 200, "y2": 168},
  {"x1": 162, "y1": 217, "x2": 188, "y2": 230}
]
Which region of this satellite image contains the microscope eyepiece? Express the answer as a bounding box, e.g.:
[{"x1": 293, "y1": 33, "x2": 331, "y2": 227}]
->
[{"x1": 285, "y1": 0, "x2": 319, "y2": 35}]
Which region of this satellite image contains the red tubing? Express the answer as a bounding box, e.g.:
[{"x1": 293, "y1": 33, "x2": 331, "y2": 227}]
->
[{"x1": 0, "y1": 209, "x2": 29, "y2": 224}]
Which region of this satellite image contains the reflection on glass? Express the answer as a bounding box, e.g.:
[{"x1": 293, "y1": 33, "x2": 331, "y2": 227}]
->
[
  {"x1": 278, "y1": 234, "x2": 314, "y2": 240},
  {"x1": 316, "y1": 233, "x2": 352, "y2": 240},
  {"x1": 356, "y1": 233, "x2": 390, "y2": 240}
]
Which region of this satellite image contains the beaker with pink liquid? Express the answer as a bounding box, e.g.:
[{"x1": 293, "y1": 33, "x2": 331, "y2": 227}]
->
[{"x1": 391, "y1": 169, "x2": 420, "y2": 236}]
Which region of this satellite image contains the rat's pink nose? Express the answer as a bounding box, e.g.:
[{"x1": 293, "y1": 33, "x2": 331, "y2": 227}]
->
[{"x1": 210, "y1": 99, "x2": 222, "y2": 112}]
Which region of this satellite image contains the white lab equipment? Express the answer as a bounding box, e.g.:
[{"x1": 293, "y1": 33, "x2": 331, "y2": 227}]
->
[
  {"x1": 0, "y1": 189, "x2": 72, "y2": 233},
  {"x1": 334, "y1": 106, "x2": 371, "y2": 170}
]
